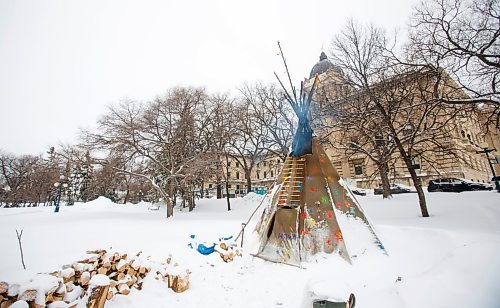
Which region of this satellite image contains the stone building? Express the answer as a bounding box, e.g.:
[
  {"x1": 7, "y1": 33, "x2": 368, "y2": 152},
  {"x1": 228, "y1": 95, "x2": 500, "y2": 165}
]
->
[
  {"x1": 305, "y1": 52, "x2": 499, "y2": 188},
  {"x1": 203, "y1": 154, "x2": 283, "y2": 197}
]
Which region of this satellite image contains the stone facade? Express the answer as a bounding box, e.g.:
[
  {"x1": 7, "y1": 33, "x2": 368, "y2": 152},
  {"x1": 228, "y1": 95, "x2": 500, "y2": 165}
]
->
[{"x1": 305, "y1": 54, "x2": 499, "y2": 188}]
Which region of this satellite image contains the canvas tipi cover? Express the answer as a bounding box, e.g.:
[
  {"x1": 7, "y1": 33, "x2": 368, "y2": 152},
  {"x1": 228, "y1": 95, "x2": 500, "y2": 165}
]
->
[{"x1": 253, "y1": 138, "x2": 386, "y2": 266}]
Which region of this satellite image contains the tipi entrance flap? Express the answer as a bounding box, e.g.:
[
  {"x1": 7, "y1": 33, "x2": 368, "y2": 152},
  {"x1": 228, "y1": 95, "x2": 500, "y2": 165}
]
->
[{"x1": 258, "y1": 207, "x2": 301, "y2": 265}]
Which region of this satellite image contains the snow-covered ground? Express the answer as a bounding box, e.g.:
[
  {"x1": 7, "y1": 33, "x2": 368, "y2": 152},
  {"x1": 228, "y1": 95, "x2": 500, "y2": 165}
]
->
[{"x1": 1, "y1": 191, "x2": 499, "y2": 308}]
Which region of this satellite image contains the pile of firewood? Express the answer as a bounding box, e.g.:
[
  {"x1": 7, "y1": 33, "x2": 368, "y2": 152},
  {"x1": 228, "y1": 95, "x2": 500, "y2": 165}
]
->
[{"x1": 0, "y1": 249, "x2": 190, "y2": 308}]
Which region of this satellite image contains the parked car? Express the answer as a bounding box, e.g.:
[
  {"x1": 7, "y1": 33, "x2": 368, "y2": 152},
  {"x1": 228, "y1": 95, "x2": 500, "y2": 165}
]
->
[
  {"x1": 460, "y1": 179, "x2": 493, "y2": 191},
  {"x1": 374, "y1": 183, "x2": 416, "y2": 195},
  {"x1": 427, "y1": 178, "x2": 492, "y2": 192},
  {"x1": 351, "y1": 188, "x2": 368, "y2": 196}
]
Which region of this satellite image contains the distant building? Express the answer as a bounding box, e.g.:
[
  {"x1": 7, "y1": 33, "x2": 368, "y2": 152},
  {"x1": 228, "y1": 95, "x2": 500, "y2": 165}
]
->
[{"x1": 203, "y1": 154, "x2": 284, "y2": 197}]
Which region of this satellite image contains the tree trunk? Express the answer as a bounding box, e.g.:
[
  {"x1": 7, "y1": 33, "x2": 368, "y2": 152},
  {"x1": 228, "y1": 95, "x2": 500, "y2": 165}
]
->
[
  {"x1": 406, "y1": 163, "x2": 429, "y2": 217},
  {"x1": 216, "y1": 177, "x2": 222, "y2": 199},
  {"x1": 123, "y1": 189, "x2": 129, "y2": 204},
  {"x1": 373, "y1": 100, "x2": 429, "y2": 217},
  {"x1": 246, "y1": 171, "x2": 252, "y2": 193},
  {"x1": 379, "y1": 160, "x2": 392, "y2": 199},
  {"x1": 189, "y1": 190, "x2": 195, "y2": 211},
  {"x1": 225, "y1": 181, "x2": 231, "y2": 211},
  {"x1": 166, "y1": 183, "x2": 174, "y2": 218},
  {"x1": 200, "y1": 181, "x2": 204, "y2": 199},
  {"x1": 394, "y1": 143, "x2": 429, "y2": 217}
]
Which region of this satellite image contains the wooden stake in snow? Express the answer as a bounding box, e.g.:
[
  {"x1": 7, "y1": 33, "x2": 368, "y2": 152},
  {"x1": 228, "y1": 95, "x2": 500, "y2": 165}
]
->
[{"x1": 15, "y1": 229, "x2": 26, "y2": 270}]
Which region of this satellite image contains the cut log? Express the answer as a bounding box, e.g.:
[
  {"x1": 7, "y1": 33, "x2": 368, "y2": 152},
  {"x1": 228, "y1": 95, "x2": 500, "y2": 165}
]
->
[
  {"x1": 63, "y1": 286, "x2": 82, "y2": 303},
  {"x1": 106, "y1": 289, "x2": 114, "y2": 301},
  {"x1": 130, "y1": 259, "x2": 140, "y2": 271},
  {"x1": 6, "y1": 300, "x2": 29, "y2": 308},
  {"x1": 79, "y1": 272, "x2": 90, "y2": 287},
  {"x1": 46, "y1": 293, "x2": 64, "y2": 303},
  {"x1": 1, "y1": 299, "x2": 15, "y2": 308},
  {"x1": 126, "y1": 267, "x2": 136, "y2": 277},
  {"x1": 167, "y1": 272, "x2": 189, "y2": 293},
  {"x1": 133, "y1": 282, "x2": 143, "y2": 291},
  {"x1": 64, "y1": 282, "x2": 74, "y2": 293},
  {"x1": 0, "y1": 282, "x2": 8, "y2": 294},
  {"x1": 139, "y1": 267, "x2": 148, "y2": 275},
  {"x1": 219, "y1": 251, "x2": 235, "y2": 263},
  {"x1": 17, "y1": 289, "x2": 37, "y2": 302},
  {"x1": 61, "y1": 268, "x2": 75, "y2": 284},
  {"x1": 8, "y1": 284, "x2": 20, "y2": 297},
  {"x1": 107, "y1": 272, "x2": 117, "y2": 279},
  {"x1": 117, "y1": 284, "x2": 130, "y2": 295},
  {"x1": 86, "y1": 275, "x2": 110, "y2": 308},
  {"x1": 116, "y1": 260, "x2": 128, "y2": 273}
]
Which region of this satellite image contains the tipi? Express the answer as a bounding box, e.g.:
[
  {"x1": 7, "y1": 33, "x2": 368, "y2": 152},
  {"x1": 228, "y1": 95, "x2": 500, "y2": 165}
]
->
[{"x1": 253, "y1": 62, "x2": 386, "y2": 266}]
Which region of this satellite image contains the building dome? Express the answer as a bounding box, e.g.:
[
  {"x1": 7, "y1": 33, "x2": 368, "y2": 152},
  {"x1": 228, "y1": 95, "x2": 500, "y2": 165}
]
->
[{"x1": 309, "y1": 52, "x2": 343, "y2": 78}]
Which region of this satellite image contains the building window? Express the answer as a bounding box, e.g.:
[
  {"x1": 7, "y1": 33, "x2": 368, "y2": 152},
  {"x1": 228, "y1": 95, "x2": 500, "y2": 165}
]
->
[
  {"x1": 263, "y1": 161, "x2": 267, "y2": 167},
  {"x1": 375, "y1": 133, "x2": 385, "y2": 147},
  {"x1": 209, "y1": 184, "x2": 213, "y2": 188},
  {"x1": 236, "y1": 185, "x2": 240, "y2": 190},
  {"x1": 354, "y1": 164, "x2": 363, "y2": 176},
  {"x1": 264, "y1": 171, "x2": 267, "y2": 178},
  {"x1": 228, "y1": 162, "x2": 231, "y2": 167},
  {"x1": 236, "y1": 172, "x2": 240, "y2": 179},
  {"x1": 461, "y1": 130, "x2": 466, "y2": 138},
  {"x1": 271, "y1": 171, "x2": 274, "y2": 177},
  {"x1": 256, "y1": 172, "x2": 260, "y2": 179},
  {"x1": 236, "y1": 162, "x2": 240, "y2": 168}
]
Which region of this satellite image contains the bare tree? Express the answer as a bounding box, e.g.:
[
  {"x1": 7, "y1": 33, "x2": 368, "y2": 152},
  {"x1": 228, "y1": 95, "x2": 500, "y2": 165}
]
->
[
  {"x1": 227, "y1": 99, "x2": 268, "y2": 193},
  {"x1": 408, "y1": 0, "x2": 499, "y2": 126},
  {"x1": 329, "y1": 20, "x2": 467, "y2": 217},
  {"x1": 317, "y1": 87, "x2": 398, "y2": 198},
  {"x1": 85, "y1": 87, "x2": 212, "y2": 218},
  {"x1": 240, "y1": 83, "x2": 295, "y2": 161}
]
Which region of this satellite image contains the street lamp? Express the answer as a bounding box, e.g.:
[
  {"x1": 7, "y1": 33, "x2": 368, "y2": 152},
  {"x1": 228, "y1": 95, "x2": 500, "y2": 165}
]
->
[
  {"x1": 66, "y1": 186, "x2": 73, "y2": 206},
  {"x1": 54, "y1": 175, "x2": 68, "y2": 213},
  {"x1": 476, "y1": 143, "x2": 500, "y2": 192}
]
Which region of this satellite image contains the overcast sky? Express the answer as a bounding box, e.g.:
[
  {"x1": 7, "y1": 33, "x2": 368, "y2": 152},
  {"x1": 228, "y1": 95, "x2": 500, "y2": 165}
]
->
[{"x1": 0, "y1": 0, "x2": 417, "y2": 155}]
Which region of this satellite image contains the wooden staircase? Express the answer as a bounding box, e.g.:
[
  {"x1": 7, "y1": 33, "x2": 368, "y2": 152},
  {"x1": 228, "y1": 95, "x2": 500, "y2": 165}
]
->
[{"x1": 278, "y1": 157, "x2": 306, "y2": 208}]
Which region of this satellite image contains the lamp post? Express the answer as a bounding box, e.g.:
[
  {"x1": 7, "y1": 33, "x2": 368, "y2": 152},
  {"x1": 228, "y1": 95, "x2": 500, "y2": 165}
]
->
[
  {"x1": 138, "y1": 190, "x2": 143, "y2": 202},
  {"x1": 54, "y1": 175, "x2": 68, "y2": 213},
  {"x1": 476, "y1": 143, "x2": 499, "y2": 192},
  {"x1": 66, "y1": 186, "x2": 73, "y2": 206}
]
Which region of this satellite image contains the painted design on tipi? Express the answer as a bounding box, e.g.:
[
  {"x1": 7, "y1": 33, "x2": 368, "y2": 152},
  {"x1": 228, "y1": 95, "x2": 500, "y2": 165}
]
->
[{"x1": 253, "y1": 46, "x2": 385, "y2": 266}]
